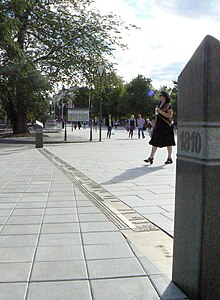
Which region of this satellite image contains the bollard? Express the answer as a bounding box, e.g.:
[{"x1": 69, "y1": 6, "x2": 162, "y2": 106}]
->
[
  {"x1": 35, "y1": 120, "x2": 43, "y2": 148},
  {"x1": 172, "y1": 35, "x2": 220, "y2": 299}
]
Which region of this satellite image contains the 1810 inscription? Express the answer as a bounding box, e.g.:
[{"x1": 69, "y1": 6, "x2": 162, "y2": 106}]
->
[{"x1": 179, "y1": 130, "x2": 202, "y2": 153}]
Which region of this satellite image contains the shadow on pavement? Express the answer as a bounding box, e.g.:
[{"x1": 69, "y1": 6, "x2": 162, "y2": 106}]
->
[{"x1": 101, "y1": 165, "x2": 165, "y2": 185}]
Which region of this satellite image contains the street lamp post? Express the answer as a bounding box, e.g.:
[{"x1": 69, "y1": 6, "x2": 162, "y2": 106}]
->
[
  {"x1": 98, "y1": 64, "x2": 105, "y2": 141},
  {"x1": 64, "y1": 119, "x2": 67, "y2": 141},
  {"x1": 49, "y1": 100, "x2": 52, "y2": 121},
  {"x1": 89, "y1": 91, "x2": 93, "y2": 142},
  {"x1": 88, "y1": 85, "x2": 94, "y2": 142},
  {"x1": 61, "y1": 86, "x2": 67, "y2": 141}
]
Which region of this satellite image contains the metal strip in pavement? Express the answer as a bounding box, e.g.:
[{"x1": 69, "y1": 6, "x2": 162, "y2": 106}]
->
[{"x1": 39, "y1": 148, "x2": 160, "y2": 233}]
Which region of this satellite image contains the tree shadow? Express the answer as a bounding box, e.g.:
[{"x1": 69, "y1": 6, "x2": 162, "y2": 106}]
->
[
  {"x1": 101, "y1": 165, "x2": 165, "y2": 185},
  {"x1": 0, "y1": 146, "x2": 34, "y2": 156}
]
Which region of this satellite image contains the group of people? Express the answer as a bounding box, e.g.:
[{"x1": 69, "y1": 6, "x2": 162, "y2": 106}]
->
[
  {"x1": 105, "y1": 90, "x2": 176, "y2": 165},
  {"x1": 105, "y1": 113, "x2": 149, "y2": 139},
  {"x1": 126, "y1": 114, "x2": 150, "y2": 139}
]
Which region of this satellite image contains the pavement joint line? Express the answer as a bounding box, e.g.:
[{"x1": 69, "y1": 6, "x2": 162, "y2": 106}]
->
[
  {"x1": 39, "y1": 148, "x2": 162, "y2": 234},
  {"x1": 39, "y1": 149, "x2": 129, "y2": 230}
]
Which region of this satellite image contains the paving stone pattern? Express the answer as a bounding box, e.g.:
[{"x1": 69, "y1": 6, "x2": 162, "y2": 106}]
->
[{"x1": 0, "y1": 131, "x2": 188, "y2": 299}]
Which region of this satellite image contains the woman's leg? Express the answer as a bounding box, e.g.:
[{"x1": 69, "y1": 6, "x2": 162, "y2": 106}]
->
[
  {"x1": 144, "y1": 146, "x2": 157, "y2": 164},
  {"x1": 138, "y1": 128, "x2": 141, "y2": 138},
  {"x1": 167, "y1": 146, "x2": 172, "y2": 159},
  {"x1": 150, "y1": 146, "x2": 157, "y2": 158},
  {"x1": 164, "y1": 146, "x2": 173, "y2": 164},
  {"x1": 142, "y1": 128, "x2": 145, "y2": 138},
  {"x1": 109, "y1": 127, "x2": 112, "y2": 138}
]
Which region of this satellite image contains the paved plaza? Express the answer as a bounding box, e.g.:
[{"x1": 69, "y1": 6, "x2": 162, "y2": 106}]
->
[{"x1": 0, "y1": 127, "x2": 188, "y2": 299}]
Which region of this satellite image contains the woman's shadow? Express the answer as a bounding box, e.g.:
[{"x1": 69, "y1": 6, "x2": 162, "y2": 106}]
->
[{"x1": 101, "y1": 164, "x2": 165, "y2": 185}]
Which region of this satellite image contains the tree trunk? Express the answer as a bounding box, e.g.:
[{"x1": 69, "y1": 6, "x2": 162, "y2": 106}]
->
[
  {"x1": 6, "y1": 99, "x2": 28, "y2": 134},
  {"x1": 12, "y1": 114, "x2": 28, "y2": 134}
]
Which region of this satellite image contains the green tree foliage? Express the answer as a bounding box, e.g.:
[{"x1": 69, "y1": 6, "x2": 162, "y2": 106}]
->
[
  {"x1": 73, "y1": 71, "x2": 126, "y2": 120},
  {"x1": 0, "y1": 102, "x2": 5, "y2": 120},
  {"x1": 170, "y1": 80, "x2": 178, "y2": 120},
  {"x1": 0, "y1": 0, "x2": 136, "y2": 133},
  {"x1": 0, "y1": 61, "x2": 50, "y2": 133},
  {"x1": 101, "y1": 71, "x2": 125, "y2": 118},
  {"x1": 120, "y1": 74, "x2": 155, "y2": 119},
  {"x1": 74, "y1": 86, "x2": 89, "y2": 109}
]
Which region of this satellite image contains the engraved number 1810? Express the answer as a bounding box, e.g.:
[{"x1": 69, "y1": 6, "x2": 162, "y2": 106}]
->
[{"x1": 179, "y1": 131, "x2": 201, "y2": 153}]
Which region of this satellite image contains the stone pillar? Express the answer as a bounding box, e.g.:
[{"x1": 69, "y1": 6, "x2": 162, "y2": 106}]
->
[
  {"x1": 172, "y1": 35, "x2": 220, "y2": 300},
  {"x1": 35, "y1": 120, "x2": 43, "y2": 148}
]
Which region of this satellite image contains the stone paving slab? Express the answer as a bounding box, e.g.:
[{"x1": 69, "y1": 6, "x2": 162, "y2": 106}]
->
[
  {"x1": 31, "y1": 260, "x2": 88, "y2": 281},
  {"x1": 90, "y1": 277, "x2": 160, "y2": 300},
  {"x1": 27, "y1": 281, "x2": 92, "y2": 300}
]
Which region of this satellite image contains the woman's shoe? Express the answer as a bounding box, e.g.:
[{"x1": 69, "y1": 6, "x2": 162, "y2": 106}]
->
[
  {"x1": 144, "y1": 157, "x2": 154, "y2": 164},
  {"x1": 165, "y1": 158, "x2": 173, "y2": 164}
]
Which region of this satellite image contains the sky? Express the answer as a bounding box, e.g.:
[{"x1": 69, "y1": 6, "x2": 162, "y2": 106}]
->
[{"x1": 92, "y1": 0, "x2": 220, "y2": 89}]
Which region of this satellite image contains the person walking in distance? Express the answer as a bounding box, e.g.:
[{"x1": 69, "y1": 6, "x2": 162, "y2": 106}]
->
[
  {"x1": 144, "y1": 91, "x2": 175, "y2": 164},
  {"x1": 105, "y1": 114, "x2": 113, "y2": 138},
  {"x1": 128, "y1": 115, "x2": 136, "y2": 138},
  {"x1": 137, "y1": 114, "x2": 145, "y2": 139},
  {"x1": 93, "y1": 117, "x2": 98, "y2": 131}
]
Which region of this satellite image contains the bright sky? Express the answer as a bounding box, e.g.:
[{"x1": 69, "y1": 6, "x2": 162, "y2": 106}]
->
[{"x1": 92, "y1": 0, "x2": 220, "y2": 88}]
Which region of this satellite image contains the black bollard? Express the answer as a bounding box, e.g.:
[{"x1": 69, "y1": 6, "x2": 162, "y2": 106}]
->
[{"x1": 35, "y1": 120, "x2": 43, "y2": 148}]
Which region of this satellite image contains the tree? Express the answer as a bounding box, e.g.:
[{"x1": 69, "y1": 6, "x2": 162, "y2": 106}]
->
[
  {"x1": 170, "y1": 80, "x2": 178, "y2": 120},
  {"x1": 99, "y1": 71, "x2": 125, "y2": 119},
  {"x1": 73, "y1": 71, "x2": 126, "y2": 120},
  {"x1": 121, "y1": 75, "x2": 155, "y2": 118},
  {"x1": 0, "y1": 0, "x2": 137, "y2": 133},
  {"x1": 0, "y1": 61, "x2": 50, "y2": 133},
  {"x1": 73, "y1": 86, "x2": 89, "y2": 109}
]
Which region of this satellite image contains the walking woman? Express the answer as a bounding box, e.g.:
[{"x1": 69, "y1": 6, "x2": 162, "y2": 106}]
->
[
  {"x1": 144, "y1": 91, "x2": 175, "y2": 164},
  {"x1": 128, "y1": 115, "x2": 136, "y2": 138}
]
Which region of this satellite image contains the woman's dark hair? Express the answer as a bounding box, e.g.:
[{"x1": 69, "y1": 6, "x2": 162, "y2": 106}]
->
[{"x1": 159, "y1": 90, "x2": 170, "y2": 103}]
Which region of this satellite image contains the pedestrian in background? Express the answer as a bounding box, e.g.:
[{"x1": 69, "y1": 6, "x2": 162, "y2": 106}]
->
[
  {"x1": 128, "y1": 114, "x2": 136, "y2": 138},
  {"x1": 93, "y1": 117, "x2": 98, "y2": 131},
  {"x1": 137, "y1": 114, "x2": 145, "y2": 139},
  {"x1": 144, "y1": 91, "x2": 175, "y2": 164},
  {"x1": 105, "y1": 114, "x2": 113, "y2": 138}
]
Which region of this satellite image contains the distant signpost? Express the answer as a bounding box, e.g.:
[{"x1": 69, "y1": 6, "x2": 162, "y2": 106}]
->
[{"x1": 68, "y1": 108, "x2": 89, "y2": 122}]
